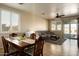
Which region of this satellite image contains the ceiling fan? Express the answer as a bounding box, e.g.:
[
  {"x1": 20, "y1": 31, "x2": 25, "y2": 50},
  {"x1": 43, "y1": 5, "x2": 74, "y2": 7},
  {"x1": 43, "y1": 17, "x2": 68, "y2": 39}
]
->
[{"x1": 55, "y1": 13, "x2": 65, "y2": 18}]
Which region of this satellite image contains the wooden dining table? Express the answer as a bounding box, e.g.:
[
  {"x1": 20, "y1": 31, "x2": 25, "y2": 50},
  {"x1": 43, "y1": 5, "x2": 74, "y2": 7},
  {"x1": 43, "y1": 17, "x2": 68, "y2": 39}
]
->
[{"x1": 5, "y1": 37, "x2": 35, "y2": 55}]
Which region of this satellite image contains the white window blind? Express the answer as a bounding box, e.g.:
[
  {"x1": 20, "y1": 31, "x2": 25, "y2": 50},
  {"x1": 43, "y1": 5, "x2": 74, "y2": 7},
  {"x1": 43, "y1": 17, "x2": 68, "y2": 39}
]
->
[
  {"x1": 1, "y1": 10, "x2": 10, "y2": 32},
  {"x1": 0, "y1": 9, "x2": 20, "y2": 33}
]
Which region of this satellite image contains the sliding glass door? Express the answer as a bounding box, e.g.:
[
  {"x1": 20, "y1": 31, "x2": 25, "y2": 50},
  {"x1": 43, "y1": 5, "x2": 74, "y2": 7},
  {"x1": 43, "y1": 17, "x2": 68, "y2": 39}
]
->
[
  {"x1": 64, "y1": 24, "x2": 70, "y2": 39},
  {"x1": 64, "y1": 19, "x2": 77, "y2": 39},
  {"x1": 70, "y1": 23, "x2": 77, "y2": 39}
]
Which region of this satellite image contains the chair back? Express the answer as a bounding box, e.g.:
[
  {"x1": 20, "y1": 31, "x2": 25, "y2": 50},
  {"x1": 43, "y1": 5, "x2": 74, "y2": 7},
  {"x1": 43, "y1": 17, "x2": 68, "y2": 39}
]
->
[
  {"x1": 9, "y1": 33, "x2": 17, "y2": 37},
  {"x1": 30, "y1": 33, "x2": 36, "y2": 39},
  {"x1": 33, "y1": 36, "x2": 44, "y2": 56},
  {"x1": 1, "y1": 36, "x2": 9, "y2": 55}
]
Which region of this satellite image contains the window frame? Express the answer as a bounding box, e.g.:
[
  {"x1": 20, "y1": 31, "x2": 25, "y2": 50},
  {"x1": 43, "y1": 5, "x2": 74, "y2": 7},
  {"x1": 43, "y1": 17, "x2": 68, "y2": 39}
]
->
[
  {"x1": 0, "y1": 9, "x2": 21, "y2": 33},
  {"x1": 51, "y1": 20, "x2": 62, "y2": 31}
]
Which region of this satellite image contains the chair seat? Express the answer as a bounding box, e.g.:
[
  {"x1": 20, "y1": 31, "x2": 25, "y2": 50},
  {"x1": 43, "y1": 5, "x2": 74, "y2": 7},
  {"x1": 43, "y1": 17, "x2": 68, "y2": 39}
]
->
[
  {"x1": 6, "y1": 51, "x2": 19, "y2": 56},
  {"x1": 24, "y1": 46, "x2": 34, "y2": 56},
  {"x1": 5, "y1": 46, "x2": 19, "y2": 56}
]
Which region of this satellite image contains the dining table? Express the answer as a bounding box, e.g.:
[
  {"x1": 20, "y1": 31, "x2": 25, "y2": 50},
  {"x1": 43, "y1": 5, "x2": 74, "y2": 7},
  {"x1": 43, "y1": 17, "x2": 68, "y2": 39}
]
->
[{"x1": 5, "y1": 36, "x2": 35, "y2": 55}]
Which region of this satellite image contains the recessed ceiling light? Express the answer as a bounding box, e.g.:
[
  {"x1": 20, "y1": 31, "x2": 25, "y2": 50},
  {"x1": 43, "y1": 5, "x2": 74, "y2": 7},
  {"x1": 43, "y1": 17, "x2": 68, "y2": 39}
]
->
[
  {"x1": 42, "y1": 12, "x2": 45, "y2": 15},
  {"x1": 19, "y1": 3, "x2": 24, "y2": 5}
]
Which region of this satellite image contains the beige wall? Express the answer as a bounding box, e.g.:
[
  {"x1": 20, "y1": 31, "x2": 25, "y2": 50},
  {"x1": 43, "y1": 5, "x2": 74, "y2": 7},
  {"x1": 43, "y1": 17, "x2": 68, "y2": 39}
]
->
[{"x1": 21, "y1": 12, "x2": 48, "y2": 32}]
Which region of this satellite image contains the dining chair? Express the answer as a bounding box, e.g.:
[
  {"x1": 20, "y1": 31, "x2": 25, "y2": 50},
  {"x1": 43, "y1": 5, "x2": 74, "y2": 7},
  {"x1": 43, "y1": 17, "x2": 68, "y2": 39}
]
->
[
  {"x1": 24, "y1": 36, "x2": 44, "y2": 56},
  {"x1": 9, "y1": 33, "x2": 19, "y2": 52},
  {"x1": 23, "y1": 33, "x2": 36, "y2": 55},
  {"x1": 9, "y1": 33, "x2": 18, "y2": 37},
  {"x1": 2, "y1": 36, "x2": 9, "y2": 56},
  {"x1": 1, "y1": 36, "x2": 18, "y2": 56},
  {"x1": 30, "y1": 33, "x2": 36, "y2": 39}
]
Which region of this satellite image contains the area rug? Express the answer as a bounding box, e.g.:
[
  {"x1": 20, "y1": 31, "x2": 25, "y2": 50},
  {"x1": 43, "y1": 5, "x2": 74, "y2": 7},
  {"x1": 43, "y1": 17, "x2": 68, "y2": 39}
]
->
[{"x1": 45, "y1": 39, "x2": 66, "y2": 45}]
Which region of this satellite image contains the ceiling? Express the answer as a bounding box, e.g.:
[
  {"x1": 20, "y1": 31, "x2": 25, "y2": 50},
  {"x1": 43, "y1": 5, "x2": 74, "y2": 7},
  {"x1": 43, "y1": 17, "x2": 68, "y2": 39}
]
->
[{"x1": 3, "y1": 3, "x2": 79, "y2": 19}]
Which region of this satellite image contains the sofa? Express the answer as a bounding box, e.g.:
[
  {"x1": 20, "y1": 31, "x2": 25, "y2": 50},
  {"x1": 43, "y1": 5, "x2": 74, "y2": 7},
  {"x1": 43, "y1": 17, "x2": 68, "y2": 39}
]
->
[{"x1": 35, "y1": 31, "x2": 60, "y2": 41}]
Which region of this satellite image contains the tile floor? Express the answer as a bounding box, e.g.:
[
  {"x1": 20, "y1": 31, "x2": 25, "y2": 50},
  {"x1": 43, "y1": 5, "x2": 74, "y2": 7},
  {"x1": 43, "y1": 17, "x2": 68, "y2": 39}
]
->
[{"x1": 43, "y1": 39, "x2": 79, "y2": 56}]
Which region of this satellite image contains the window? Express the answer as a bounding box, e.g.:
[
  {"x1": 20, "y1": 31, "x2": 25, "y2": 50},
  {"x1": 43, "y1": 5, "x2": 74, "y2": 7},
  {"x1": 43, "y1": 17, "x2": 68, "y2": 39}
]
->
[
  {"x1": 57, "y1": 24, "x2": 62, "y2": 30},
  {"x1": 0, "y1": 10, "x2": 20, "y2": 33},
  {"x1": 51, "y1": 21, "x2": 56, "y2": 31},
  {"x1": 71, "y1": 24, "x2": 77, "y2": 34},
  {"x1": 51, "y1": 20, "x2": 62, "y2": 31},
  {"x1": 11, "y1": 12, "x2": 20, "y2": 32},
  {"x1": 64, "y1": 24, "x2": 70, "y2": 34},
  {"x1": 51, "y1": 23, "x2": 56, "y2": 30},
  {"x1": 1, "y1": 10, "x2": 10, "y2": 32}
]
